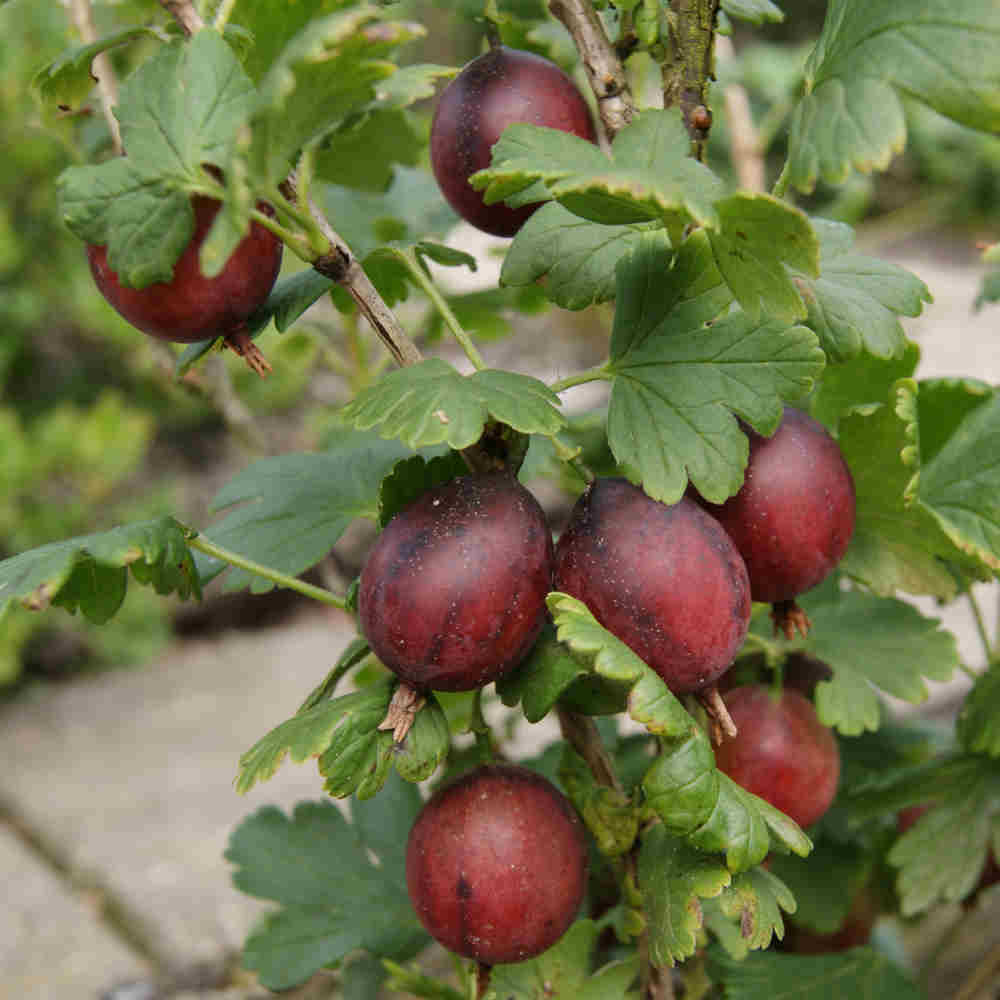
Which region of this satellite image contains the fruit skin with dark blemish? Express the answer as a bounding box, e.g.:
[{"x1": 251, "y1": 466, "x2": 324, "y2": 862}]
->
[
  {"x1": 715, "y1": 685, "x2": 840, "y2": 828},
  {"x1": 405, "y1": 764, "x2": 588, "y2": 964},
  {"x1": 358, "y1": 473, "x2": 553, "y2": 692},
  {"x1": 553, "y1": 478, "x2": 751, "y2": 694},
  {"x1": 430, "y1": 46, "x2": 597, "y2": 237},
  {"x1": 698, "y1": 407, "x2": 856, "y2": 603},
  {"x1": 87, "y1": 195, "x2": 282, "y2": 343}
]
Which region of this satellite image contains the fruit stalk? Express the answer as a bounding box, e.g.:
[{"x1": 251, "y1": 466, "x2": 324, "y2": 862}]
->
[{"x1": 548, "y1": 0, "x2": 635, "y2": 139}]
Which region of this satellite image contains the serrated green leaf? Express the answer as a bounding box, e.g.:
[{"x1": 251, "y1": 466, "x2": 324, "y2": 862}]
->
[
  {"x1": 249, "y1": 8, "x2": 412, "y2": 182},
  {"x1": 473, "y1": 110, "x2": 724, "y2": 229},
  {"x1": 839, "y1": 380, "x2": 990, "y2": 597},
  {"x1": 688, "y1": 775, "x2": 779, "y2": 872},
  {"x1": 315, "y1": 108, "x2": 423, "y2": 192},
  {"x1": 496, "y1": 625, "x2": 591, "y2": 723},
  {"x1": 33, "y1": 27, "x2": 158, "y2": 108},
  {"x1": 58, "y1": 31, "x2": 256, "y2": 287},
  {"x1": 787, "y1": 0, "x2": 1000, "y2": 192},
  {"x1": 606, "y1": 308, "x2": 824, "y2": 505},
  {"x1": 766, "y1": 841, "x2": 870, "y2": 934},
  {"x1": 500, "y1": 202, "x2": 646, "y2": 310},
  {"x1": 393, "y1": 694, "x2": 449, "y2": 783},
  {"x1": 226, "y1": 800, "x2": 426, "y2": 990},
  {"x1": 707, "y1": 944, "x2": 925, "y2": 999},
  {"x1": 916, "y1": 377, "x2": 993, "y2": 467},
  {"x1": 205, "y1": 429, "x2": 434, "y2": 593},
  {"x1": 372, "y1": 63, "x2": 458, "y2": 109},
  {"x1": 0, "y1": 517, "x2": 199, "y2": 625},
  {"x1": 721, "y1": 0, "x2": 784, "y2": 24},
  {"x1": 376, "y1": 452, "x2": 468, "y2": 528},
  {"x1": 707, "y1": 193, "x2": 818, "y2": 324},
  {"x1": 958, "y1": 664, "x2": 1000, "y2": 757},
  {"x1": 710, "y1": 867, "x2": 796, "y2": 953},
  {"x1": 349, "y1": 769, "x2": 423, "y2": 887},
  {"x1": 638, "y1": 826, "x2": 731, "y2": 967},
  {"x1": 489, "y1": 920, "x2": 640, "y2": 999},
  {"x1": 793, "y1": 218, "x2": 932, "y2": 361},
  {"x1": 235, "y1": 681, "x2": 393, "y2": 794},
  {"x1": 340, "y1": 359, "x2": 565, "y2": 450},
  {"x1": 643, "y1": 727, "x2": 720, "y2": 836},
  {"x1": 559, "y1": 746, "x2": 640, "y2": 856},
  {"x1": 771, "y1": 588, "x2": 960, "y2": 735},
  {"x1": 809, "y1": 342, "x2": 920, "y2": 430}
]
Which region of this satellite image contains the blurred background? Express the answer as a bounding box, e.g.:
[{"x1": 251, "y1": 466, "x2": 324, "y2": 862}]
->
[{"x1": 1, "y1": 1, "x2": 998, "y2": 998}]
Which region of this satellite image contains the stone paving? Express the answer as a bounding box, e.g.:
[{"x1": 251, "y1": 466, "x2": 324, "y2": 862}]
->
[{"x1": 2, "y1": 231, "x2": 999, "y2": 998}]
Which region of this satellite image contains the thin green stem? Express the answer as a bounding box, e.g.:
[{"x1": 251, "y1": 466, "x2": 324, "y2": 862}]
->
[
  {"x1": 187, "y1": 534, "x2": 348, "y2": 609},
  {"x1": 968, "y1": 589, "x2": 995, "y2": 664},
  {"x1": 262, "y1": 184, "x2": 329, "y2": 258},
  {"x1": 212, "y1": 0, "x2": 238, "y2": 29},
  {"x1": 248, "y1": 206, "x2": 314, "y2": 260},
  {"x1": 548, "y1": 365, "x2": 611, "y2": 394},
  {"x1": 771, "y1": 159, "x2": 791, "y2": 199},
  {"x1": 397, "y1": 249, "x2": 487, "y2": 371}
]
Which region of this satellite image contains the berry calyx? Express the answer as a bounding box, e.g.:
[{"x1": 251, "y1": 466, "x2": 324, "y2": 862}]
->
[
  {"x1": 430, "y1": 46, "x2": 597, "y2": 237},
  {"x1": 358, "y1": 473, "x2": 553, "y2": 692},
  {"x1": 554, "y1": 478, "x2": 751, "y2": 694},
  {"x1": 715, "y1": 685, "x2": 840, "y2": 829},
  {"x1": 87, "y1": 195, "x2": 283, "y2": 348},
  {"x1": 405, "y1": 764, "x2": 588, "y2": 964}
]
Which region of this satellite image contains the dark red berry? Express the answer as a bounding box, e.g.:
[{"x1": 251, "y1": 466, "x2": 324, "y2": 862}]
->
[
  {"x1": 87, "y1": 195, "x2": 282, "y2": 343},
  {"x1": 430, "y1": 46, "x2": 597, "y2": 237},
  {"x1": 405, "y1": 764, "x2": 588, "y2": 964},
  {"x1": 553, "y1": 478, "x2": 751, "y2": 694},
  {"x1": 358, "y1": 473, "x2": 553, "y2": 692},
  {"x1": 715, "y1": 685, "x2": 840, "y2": 828},
  {"x1": 700, "y1": 407, "x2": 856, "y2": 603}
]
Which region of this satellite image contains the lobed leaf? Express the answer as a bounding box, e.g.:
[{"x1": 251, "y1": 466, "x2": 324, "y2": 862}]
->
[
  {"x1": 339, "y1": 358, "x2": 565, "y2": 451},
  {"x1": 957, "y1": 664, "x2": 1000, "y2": 757},
  {"x1": 707, "y1": 867, "x2": 797, "y2": 955},
  {"x1": 0, "y1": 517, "x2": 199, "y2": 625},
  {"x1": 786, "y1": 0, "x2": 1000, "y2": 192}
]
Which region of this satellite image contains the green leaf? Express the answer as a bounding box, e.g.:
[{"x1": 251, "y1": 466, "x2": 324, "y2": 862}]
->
[
  {"x1": 472, "y1": 110, "x2": 725, "y2": 229},
  {"x1": 888, "y1": 764, "x2": 1000, "y2": 914},
  {"x1": 315, "y1": 109, "x2": 423, "y2": 192},
  {"x1": 32, "y1": 27, "x2": 158, "y2": 108},
  {"x1": 226, "y1": 800, "x2": 426, "y2": 990},
  {"x1": 496, "y1": 625, "x2": 591, "y2": 723},
  {"x1": 340, "y1": 359, "x2": 566, "y2": 450},
  {"x1": 642, "y1": 727, "x2": 720, "y2": 836},
  {"x1": 919, "y1": 390, "x2": 1000, "y2": 573},
  {"x1": 235, "y1": 680, "x2": 393, "y2": 794},
  {"x1": 205, "y1": 429, "x2": 432, "y2": 593},
  {"x1": 298, "y1": 637, "x2": 372, "y2": 713},
  {"x1": 687, "y1": 776, "x2": 780, "y2": 872},
  {"x1": 500, "y1": 202, "x2": 647, "y2": 310},
  {"x1": 349, "y1": 769, "x2": 423, "y2": 886},
  {"x1": 958, "y1": 664, "x2": 1000, "y2": 757},
  {"x1": 707, "y1": 944, "x2": 925, "y2": 999},
  {"x1": 793, "y1": 219, "x2": 932, "y2": 361},
  {"x1": 249, "y1": 8, "x2": 418, "y2": 183},
  {"x1": 376, "y1": 452, "x2": 468, "y2": 528},
  {"x1": 559, "y1": 746, "x2": 640, "y2": 856},
  {"x1": 707, "y1": 867, "x2": 796, "y2": 955},
  {"x1": 916, "y1": 377, "x2": 994, "y2": 467},
  {"x1": 393, "y1": 694, "x2": 450, "y2": 783},
  {"x1": 58, "y1": 31, "x2": 256, "y2": 287},
  {"x1": 0, "y1": 517, "x2": 199, "y2": 625},
  {"x1": 607, "y1": 306, "x2": 824, "y2": 505},
  {"x1": 809, "y1": 342, "x2": 920, "y2": 430},
  {"x1": 784, "y1": 588, "x2": 959, "y2": 735},
  {"x1": 371, "y1": 63, "x2": 458, "y2": 109},
  {"x1": 720, "y1": 0, "x2": 784, "y2": 24},
  {"x1": 489, "y1": 920, "x2": 640, "y2": 999},
  {"x1": 638, "y1": 826, "x2": 731, "y2": 967},
  {"x1": 706, "y1": 193, "x2": 818, "y2": 324},
  {"x1": 766, "y1": 841, "x2": 870, "y2": 934},
  {"x1": 787, "y1": 0, "x2": 1000, "y2": 192},
  {"x1": 839, "y1": 380, "x2": 992, "y2": 597}
]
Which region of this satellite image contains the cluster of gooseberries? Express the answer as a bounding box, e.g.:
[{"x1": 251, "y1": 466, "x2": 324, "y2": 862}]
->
[{"x1": 358, "y1": 402, "x2": 855, "y2": 963}]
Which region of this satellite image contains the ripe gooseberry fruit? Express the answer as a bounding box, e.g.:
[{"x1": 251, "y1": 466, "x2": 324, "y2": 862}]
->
[
  {"x1": 714, "y1": 685, "x2": 840, "y2": 828},
  {"x1": 430, "y1": 45, "x2": 597, "y2": 237},
  {"x1": 553, "y1": 478, "x2": 751, "y2": 694},
  {"x1": 406, "y1": 764, "x2": 588, "y2": 964},
  {"x1": 358, "y1": 473, "x2": 553, "y2": 692},
  {"x1": 698, "y1": 407, "x2": 856, "y2": 636},
  {"x1": 87, "y1": 194, "x2": 283, "y2": 346}
]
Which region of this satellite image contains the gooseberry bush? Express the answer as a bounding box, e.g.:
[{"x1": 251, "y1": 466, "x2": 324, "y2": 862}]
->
[{"x1": 5, "y1": 0, "x2": 1000, "y2": 996}]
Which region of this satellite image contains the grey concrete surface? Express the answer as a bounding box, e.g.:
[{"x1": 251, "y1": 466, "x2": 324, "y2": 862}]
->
[{"x1": 2, "y1": 233, "x2": 998, "y2": 998}]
